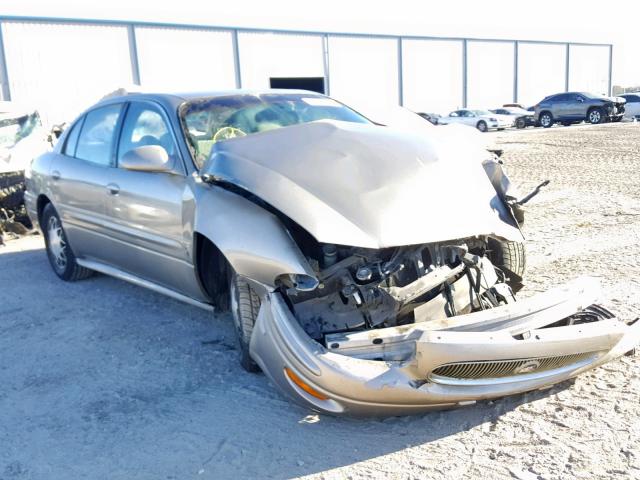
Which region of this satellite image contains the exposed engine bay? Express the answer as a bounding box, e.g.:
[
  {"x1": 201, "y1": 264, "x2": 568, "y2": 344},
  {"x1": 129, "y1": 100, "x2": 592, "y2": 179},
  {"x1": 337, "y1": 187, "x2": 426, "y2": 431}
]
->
[{"x1": 279, "y1": 238, "x2": 518, "y2": 343}]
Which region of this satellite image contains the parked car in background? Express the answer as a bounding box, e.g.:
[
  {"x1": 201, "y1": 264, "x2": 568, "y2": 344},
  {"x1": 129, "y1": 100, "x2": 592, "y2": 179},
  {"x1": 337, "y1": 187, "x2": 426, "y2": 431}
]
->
[
  {"x1": 619, "y1": 93, "x2": 640, "y2": 120},
  {"x1": 534, "y1": 92, "x2": 626, "y2": 128},
  {"x1": 491, "y1": 107, "x2": 536, "y2": 129},
  {"x1": 416, "y1": 112, "x2": 441, "y2": 125},
  {"x1": 24, "y1": 89, "x2": 640, "y2": 415},
  {"x1": 439, "y1": 109, "x2": 514, "y2": 132}
]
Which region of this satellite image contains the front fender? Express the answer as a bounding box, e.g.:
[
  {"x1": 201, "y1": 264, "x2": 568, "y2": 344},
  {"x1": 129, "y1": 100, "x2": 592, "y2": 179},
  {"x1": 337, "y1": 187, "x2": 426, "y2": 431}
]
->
[{"x1": 194, "y1": 184, "x2": 315, "y2": 289}]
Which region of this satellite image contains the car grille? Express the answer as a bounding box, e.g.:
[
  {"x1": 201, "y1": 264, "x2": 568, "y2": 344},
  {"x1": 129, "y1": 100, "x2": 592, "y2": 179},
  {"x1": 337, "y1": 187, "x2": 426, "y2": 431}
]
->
[{"x1": 430, "y1": 352, "x2": 598, "y2": 381}]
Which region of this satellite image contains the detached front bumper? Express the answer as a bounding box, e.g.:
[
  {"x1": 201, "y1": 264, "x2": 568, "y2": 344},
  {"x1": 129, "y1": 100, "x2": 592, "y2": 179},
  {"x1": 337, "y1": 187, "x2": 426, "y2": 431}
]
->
[{"x1": 250, "y1": 277, "x2": 640, "y2": 416}]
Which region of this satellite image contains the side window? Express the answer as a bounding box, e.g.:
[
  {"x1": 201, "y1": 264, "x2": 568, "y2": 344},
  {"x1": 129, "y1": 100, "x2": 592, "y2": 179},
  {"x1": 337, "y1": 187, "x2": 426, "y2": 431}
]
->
[
  {"x1": 75, "y1": 104, "x2": 122, "y2": 166},
  {"x1": 449, "y1": 111, "x2": 459, "y2": 117},
  {"x1": 62, "y1": 118, "x2": 83, "y2": 157},
  {"x1": 117, "y1": 102, "x2": 178, "y2": 166}
]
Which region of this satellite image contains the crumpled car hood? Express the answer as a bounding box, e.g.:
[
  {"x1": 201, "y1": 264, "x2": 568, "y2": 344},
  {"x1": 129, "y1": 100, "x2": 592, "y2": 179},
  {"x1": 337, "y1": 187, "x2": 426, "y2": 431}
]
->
[{"x1": 203, "y1": 120, "x2": 523, "y2": 249}]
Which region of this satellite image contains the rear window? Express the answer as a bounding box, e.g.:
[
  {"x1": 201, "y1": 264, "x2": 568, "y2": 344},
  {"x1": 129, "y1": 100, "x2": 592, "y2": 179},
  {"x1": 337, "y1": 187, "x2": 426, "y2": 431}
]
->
[{"x1": 75, "y1": 104, "x2": 122, "y2": 167}]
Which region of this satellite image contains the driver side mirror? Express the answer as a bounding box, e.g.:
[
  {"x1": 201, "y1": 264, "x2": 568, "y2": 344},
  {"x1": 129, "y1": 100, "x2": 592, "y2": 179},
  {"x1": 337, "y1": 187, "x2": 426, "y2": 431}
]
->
[
  {"x1": 120, "y1": 145, "x2": 173, "y2": 173},
  {"x1": 577, "y1": 97, "x2": 584, "y2": 102}
]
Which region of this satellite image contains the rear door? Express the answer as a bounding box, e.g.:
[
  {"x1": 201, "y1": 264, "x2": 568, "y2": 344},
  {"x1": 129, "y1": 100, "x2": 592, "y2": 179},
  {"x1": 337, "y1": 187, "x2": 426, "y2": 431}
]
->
[
  {"x1": 103, "y1": 100, "x2": 203, "y2": 298},
  {"x1": 50, "y1": 103, "x2": 123, "y2": 261}
]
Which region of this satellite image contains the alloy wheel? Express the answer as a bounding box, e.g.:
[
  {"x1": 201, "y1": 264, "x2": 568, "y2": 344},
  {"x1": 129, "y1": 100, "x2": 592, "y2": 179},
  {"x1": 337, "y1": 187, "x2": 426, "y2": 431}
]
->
[{"x1": 47, "y1": 215, "x2": 67, "y2": 271}]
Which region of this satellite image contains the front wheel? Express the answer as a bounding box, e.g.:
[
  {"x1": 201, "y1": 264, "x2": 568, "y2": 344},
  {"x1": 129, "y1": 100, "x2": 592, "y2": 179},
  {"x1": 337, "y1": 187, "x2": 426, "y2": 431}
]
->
[
  {"x1": 42, "y1": 203, "x2": 93, "y2": 281},
  {"x1": 476, "y1": 121, "x2": 488, "y2": 132},
  {"x1": 230, "y1": 272, "x2": 261, "y2": 372},
  {"x1": 588, "y1": 107, "x2": 604, "y2": 124},
  {"x1": 487, "y1": 239, "x2": 526, "y2": 291}
]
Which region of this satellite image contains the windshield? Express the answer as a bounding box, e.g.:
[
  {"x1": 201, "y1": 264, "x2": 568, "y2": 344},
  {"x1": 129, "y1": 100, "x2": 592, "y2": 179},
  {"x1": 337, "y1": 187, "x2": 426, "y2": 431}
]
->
[
  {"x1": 180, "y1": 93, "x2": 371, "y2": 168},
  {"x1": 0, "y1": 111, "x2": 42, "y2": 150},
  {"x1": 472, "y1": 110, "x2": 492, "y2": 116}
]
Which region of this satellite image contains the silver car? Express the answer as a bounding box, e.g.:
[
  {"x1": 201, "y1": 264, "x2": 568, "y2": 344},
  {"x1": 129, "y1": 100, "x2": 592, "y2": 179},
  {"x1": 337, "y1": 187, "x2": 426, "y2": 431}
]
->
[
  {"x1": 26, "y1": 90, "x2": 640, "y2": 416},
  {"x1": 439, "y1": 109, "x2": 514, "y2": 132}
]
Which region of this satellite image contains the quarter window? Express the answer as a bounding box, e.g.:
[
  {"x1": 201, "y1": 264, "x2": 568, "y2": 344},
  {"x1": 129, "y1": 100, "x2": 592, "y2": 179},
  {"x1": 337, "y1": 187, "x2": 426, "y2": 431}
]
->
[
  {"x1": 118, "y1": 103, "x2": 178, "y2": 166},
  {"x1": 62, "y1": 118, "x2": 83, "y2": 157},
  {"x1": 75, "y1": 104, "x2": 122, "y2": 166}
]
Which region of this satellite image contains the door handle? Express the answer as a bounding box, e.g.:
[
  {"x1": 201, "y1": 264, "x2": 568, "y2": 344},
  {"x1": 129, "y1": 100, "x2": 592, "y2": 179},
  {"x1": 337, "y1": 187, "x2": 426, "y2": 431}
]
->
[
  {"x1": 106, "y1": 183, "x2": 120, "y2": 195},
  {"x1": 51, "y1": 170, "x2": 61, "y2": 180}
]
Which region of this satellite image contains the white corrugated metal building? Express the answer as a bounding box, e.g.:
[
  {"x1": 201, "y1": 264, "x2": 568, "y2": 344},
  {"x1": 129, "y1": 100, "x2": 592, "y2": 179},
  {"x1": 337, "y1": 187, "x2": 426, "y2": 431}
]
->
[{"x1": 0, "y1": 16, "x2": 612, "y2": 124}]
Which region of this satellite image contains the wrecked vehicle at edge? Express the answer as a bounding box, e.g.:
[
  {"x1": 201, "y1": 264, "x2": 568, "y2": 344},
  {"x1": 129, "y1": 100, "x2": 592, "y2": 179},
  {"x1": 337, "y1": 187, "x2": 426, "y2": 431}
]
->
[
  {"x1": 26, "y1": 91, "x2": 640, "y2": 416},
  {"x1": 0, "y1": 101, "x2": 51, "y2": 242}
]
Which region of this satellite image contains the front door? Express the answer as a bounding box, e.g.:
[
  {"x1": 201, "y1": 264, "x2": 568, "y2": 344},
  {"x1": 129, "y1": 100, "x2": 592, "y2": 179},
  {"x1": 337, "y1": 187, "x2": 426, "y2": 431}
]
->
[{"x1": 103, "y1": 101, "x2": 203, "y2": 299}]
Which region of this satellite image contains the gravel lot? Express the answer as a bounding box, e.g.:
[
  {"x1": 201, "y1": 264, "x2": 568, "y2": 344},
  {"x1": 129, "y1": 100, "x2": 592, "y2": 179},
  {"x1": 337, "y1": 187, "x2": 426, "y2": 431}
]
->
[{"x1": 1, "y1": 123, "x2": 639, "y2": 480}]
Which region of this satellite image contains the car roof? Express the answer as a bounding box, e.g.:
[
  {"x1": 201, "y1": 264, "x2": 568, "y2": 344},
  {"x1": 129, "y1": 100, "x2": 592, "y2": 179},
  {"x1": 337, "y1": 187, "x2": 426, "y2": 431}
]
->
[{"x1": 95, "y1": 88, "x2": 325, "y2": 109}]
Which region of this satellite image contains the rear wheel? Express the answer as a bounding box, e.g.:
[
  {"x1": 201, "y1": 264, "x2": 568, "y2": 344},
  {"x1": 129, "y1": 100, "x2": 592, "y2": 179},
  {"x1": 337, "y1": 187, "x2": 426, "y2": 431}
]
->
[
  {"x1": 230, "y1": 272, "x2": 261, "y2": 372},
  {"x1": 488, "y1": 239, "x2": 526, "y2": 291},
  {"x1": 476, "y1": 120, "x2": 488, "y2": 132},
  {"x1": 539, "y1": 112, "x2": 553, "y2": 128},
  {"x1": 587, "y1": 107, "x2": 604, "y2": 124},
  {"x1": 515, "y1": 118, "x2": 526, "y2": 129},
  {"x1": 41, "y1": 203, "x2": 93, "y2": 281}
]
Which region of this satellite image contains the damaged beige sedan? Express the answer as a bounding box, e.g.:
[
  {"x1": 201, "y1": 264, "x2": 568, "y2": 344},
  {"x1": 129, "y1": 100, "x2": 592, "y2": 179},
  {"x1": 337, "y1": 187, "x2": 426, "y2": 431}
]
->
[{"x1": 25, "y1": 90, "x2": 640, "y2": 416}]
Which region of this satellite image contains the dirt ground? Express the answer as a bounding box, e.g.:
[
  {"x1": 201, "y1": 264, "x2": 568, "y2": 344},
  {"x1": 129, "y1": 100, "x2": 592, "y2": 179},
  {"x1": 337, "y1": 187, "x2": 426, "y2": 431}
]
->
[{"x1": 1, "y1": 123, "x2": 639, "y2": 480}]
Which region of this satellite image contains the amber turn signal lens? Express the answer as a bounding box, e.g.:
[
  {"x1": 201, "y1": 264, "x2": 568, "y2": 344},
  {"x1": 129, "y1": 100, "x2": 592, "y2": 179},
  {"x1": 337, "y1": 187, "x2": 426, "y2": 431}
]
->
[{"x1": 284, "y1": 367, "x2": 329, "y2": 400}]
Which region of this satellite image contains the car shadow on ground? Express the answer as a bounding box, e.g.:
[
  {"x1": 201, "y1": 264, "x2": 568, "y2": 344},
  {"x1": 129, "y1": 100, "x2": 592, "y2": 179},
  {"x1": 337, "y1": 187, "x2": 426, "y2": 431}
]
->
[{"x1": 1, "y1": 244, "x2": 571, "y2": 480}]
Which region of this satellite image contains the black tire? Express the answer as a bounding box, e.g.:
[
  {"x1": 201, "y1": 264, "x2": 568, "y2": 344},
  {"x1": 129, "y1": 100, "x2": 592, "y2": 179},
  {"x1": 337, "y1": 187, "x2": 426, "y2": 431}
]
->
[
  {"x1": 487, "y1": 239, "x2": 526, "y2": 290},
  {"x1": 0, "y1": 172, "x2": 25, "y2": 210},
  {"x1": 0, "y1": 171, "x2": 24, "y2": 190},
  {"x1": 41, "y1": 203, "x2": 93, "y2": 281},
  {"x1": 612, "y1": 116, "x2": 622, "y2": 123},
  {"x1": 539, "y1": 111, "x2": 553, "y2": 128},
  {"x1": 587, "y1": 107, "x2": 604, "y2": 124},
  {"x1": 476, "y1": 120, "x2": 488, "y2": 132},
  {"x1": 230, "y1": 272, "x2": 261, "y2": 372},
  {"x1": 515, "y1": 118, "x2": 526, "y2": 129}
]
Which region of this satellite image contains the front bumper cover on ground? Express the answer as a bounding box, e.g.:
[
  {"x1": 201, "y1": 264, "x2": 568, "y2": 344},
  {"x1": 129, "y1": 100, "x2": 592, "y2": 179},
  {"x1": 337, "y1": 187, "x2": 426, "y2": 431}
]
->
[{"x1": 250, "y1": 277, "x2": 640, "y2": 416}]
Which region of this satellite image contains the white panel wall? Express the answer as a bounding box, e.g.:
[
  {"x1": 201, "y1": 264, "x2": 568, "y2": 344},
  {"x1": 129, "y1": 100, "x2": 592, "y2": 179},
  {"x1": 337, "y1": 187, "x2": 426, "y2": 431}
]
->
[
  {"x1": 517, "y1": 43, "x2": 566, "y2": 107},
  {"x1": 569, "y1": 45, "x2": 609, "y2": 95},
  {"x1": 2, "y1": 22, "x2": 133, "y2": 124},
  {"x1": 467, "y1": 41, "x2": 514, "y2": 108},
  {"x1": 238, "y1": 32, "x2": 324, "y2": 89},
  {"x1": 402, "y1": 39, "x2": 463, "y2": 114},
  {"x1": 135, "y1": 27, "x2": 236, "y2": 92},
  {"x1": 328, "y1": 36, "x2": 398, "y2": 110}
]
